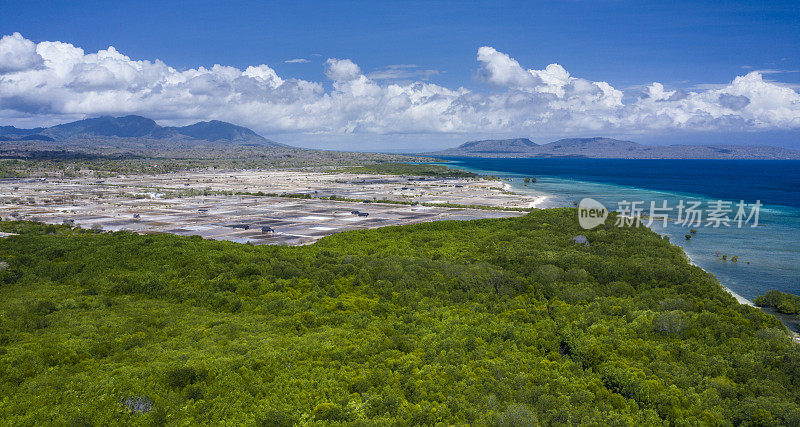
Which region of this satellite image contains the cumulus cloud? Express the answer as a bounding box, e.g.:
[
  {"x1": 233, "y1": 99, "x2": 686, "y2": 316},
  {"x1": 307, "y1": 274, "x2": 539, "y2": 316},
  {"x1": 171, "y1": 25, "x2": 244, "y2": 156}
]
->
[
  {"x1": 324, "y1": 58, "x2": 362, "y2": 82},
  {"x1": 476, "y1": 46, "x2": 536, "y2": 88},
  {"x1": 630, "y1": 72, "x2": 800, "y2": 130},
  {"x1": 0, "y1": 32, "x2": 44, "y2": 73},
  {"x1": 0, "y1": 33, "x2": 798, "y2": 137}
]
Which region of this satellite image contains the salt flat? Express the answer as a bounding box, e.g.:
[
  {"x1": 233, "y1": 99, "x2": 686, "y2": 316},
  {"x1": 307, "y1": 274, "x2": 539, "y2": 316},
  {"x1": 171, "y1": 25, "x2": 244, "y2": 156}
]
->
[{"x1": 0, "y1": 169, "x2": 543, "y2": 245}]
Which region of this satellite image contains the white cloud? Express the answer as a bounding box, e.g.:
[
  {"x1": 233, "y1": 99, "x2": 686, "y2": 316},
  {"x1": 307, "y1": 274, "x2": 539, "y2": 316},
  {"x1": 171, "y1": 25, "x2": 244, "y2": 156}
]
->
[
  {"x1": 748, "y1": 68, "x2": 799, "y2": 75},
  {"x1": 632, "y1": 72, "x2": 800, "y2": 130},
  {"x1": 476, "y1": 46, "x2": 536, "y2": 88},
  {"x1": 0, "y1": 32, "x2": 44, "y2": 74},
  {"x1": 0, "y1": 33, "x2": 799, "y2": 138},
  {"x1": 284, "y1": 58, "x2": 310, "y2": 64},
  {"x1": 367, "y1": 64, "x2": 440, "y2": 80},
  {"x1": 324, "y1": 58, "x2": 362, "y2": 82}
]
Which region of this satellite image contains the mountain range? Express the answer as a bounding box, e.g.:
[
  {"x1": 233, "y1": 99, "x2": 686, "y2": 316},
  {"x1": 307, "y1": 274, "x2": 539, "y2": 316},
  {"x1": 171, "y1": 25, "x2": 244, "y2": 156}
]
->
[
  {"x1": 429, "y1": 137, "x2": 800, "y2": 160},
  {"x1": 0, "y1": 115, "x2": 282, "y2": 147},
  {"x1": 3, "y1": 117, "x2": 799, "y2": 160}
]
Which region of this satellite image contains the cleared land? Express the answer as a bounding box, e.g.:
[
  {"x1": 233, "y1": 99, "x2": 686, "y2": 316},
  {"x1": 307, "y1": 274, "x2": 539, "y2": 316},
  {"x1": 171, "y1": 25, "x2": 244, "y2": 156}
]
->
[{"x1": 0, "y1": 170, "x2": 541, "y2": 245}]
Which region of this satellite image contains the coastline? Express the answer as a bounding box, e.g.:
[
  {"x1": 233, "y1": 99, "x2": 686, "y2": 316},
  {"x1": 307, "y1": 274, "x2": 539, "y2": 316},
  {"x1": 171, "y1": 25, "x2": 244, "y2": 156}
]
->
[
  {"x1": 685, "y1": 257, "x2": 754, "y2": 306},
  {"x1": 481, "y1": 165, "x2": 762, "y2": 308},
  {"x1": 527, "y1": 196, "x2": 549, "y2": 208},
  {"x1": 501, "y1": 181, "x2": 552, "y2": 209}
]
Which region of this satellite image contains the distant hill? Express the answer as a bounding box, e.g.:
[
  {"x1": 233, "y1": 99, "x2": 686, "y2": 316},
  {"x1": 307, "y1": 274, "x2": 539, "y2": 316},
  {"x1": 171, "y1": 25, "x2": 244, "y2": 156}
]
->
[
  {"x1": 0, "y1": 115, "x2": 283, "y2": 147},
  {"x1": 429, "y1": 137, "x2": 800, "y2": 160},
  {"x1": 455, "y1": 138, "x2": 540, "y2": 153},
  {"x1": 172, "y1": 120, "x2": 266, "y2": 143}
]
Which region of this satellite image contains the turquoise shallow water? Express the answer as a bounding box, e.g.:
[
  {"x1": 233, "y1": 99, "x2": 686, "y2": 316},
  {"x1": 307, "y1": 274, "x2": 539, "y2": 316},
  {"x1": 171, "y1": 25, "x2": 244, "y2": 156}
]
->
[{"x1": 436, "y1": 158, "x2": 800, "y2": 302}]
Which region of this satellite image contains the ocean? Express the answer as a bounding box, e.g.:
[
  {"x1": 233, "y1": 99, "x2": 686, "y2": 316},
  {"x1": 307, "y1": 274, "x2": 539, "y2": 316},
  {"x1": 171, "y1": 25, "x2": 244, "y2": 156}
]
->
[{"x1": 436, "y1": 158, "x2": 800, "y2": 302}]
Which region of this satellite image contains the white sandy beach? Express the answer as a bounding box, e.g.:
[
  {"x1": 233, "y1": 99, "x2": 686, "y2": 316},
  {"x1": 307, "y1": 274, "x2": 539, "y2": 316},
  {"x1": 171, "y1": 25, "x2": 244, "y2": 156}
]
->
[
  {"x1": 527, "y1": 196, "x2": 549, "y2": 208},
  {"x1": 723, "y1": 285, "x2": 754, "y2": 306}
]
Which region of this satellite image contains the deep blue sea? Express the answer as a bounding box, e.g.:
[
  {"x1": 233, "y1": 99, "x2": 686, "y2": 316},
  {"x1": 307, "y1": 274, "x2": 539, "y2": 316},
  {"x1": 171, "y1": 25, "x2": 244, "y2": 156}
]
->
[{"x1": 437, "y1": 158, "x2": 800, "y2": 302}]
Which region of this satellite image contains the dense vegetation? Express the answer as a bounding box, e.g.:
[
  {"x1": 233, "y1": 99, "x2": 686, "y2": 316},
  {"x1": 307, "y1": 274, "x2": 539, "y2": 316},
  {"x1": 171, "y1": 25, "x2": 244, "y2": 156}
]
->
[
  {"x1": 756, "y1": 290, "x2": 800, "y2": 315},
  {"x1": 342, "y1": 162, "x2": 477, "y2": 178},
  {"x1": 0, "y1": 210, "x2": 798, "y2": 425}
]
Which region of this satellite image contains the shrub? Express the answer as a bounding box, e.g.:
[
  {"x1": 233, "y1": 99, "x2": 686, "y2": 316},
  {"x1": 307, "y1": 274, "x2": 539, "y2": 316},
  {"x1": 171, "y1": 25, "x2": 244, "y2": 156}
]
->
[
  {"x1": 653, "y1": 311, "x2": 689, "y2": 336},
  {"x1": 493, "y1": 403, "x2": 539, "y2": 427},
  {"x1": 563, "y1": 268, "x2": 589, "y2": 283},
  {"x1": 259, "y1": 409, "x2": 297, "y2": 427},
  {"x1": 312, "y1": 402, "x2": 343, "y2": 421},
  {"x1": 535, "y1": 265, "x2": 564, "y2": 284},
  {"x1": 165, "y1": 366, "x2": 202, "y2": 389},
  {"x1": 755, "y1": 290, "x2": 800, "y2": 315}
]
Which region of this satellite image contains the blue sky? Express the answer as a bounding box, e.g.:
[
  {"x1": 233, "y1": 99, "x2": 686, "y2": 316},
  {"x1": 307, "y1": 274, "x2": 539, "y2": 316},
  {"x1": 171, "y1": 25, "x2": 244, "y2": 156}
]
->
[{"x1": 1, "y1": 0, "x2": 799, "y2": 150}]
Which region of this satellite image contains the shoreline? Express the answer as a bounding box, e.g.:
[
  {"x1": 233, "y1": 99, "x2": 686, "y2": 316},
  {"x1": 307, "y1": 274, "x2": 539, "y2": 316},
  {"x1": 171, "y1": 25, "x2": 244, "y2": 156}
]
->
[
  {"x1": 685, "y1": 257, "x2": 754, "y2": 306},
  {"x1": 527, "y1": 196, "x2": 549, "y2": 208},
  {"x1": 497, "y1": 170, "x2": 759, "y2": 307},
  {"x1": 501, "y1": 180, "x2": 555, "y2": 209}
]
